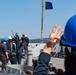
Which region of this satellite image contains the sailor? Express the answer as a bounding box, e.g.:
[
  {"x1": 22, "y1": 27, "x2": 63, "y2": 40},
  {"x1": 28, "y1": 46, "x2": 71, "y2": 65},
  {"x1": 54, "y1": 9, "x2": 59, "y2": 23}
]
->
[
  {"x1": 21, "y1": 34, "x2": 29, "y2": 50},
  {"x1": 0, "y1": 38, "x2": 8, "y2": 71},
  {"x1": 16, "y1": 39, "x2": 25, "y2": 64},
  {"x1": 6, "y1": 36, "x2": 15, "y2": 64},
  {"x1": 14, "y1": 33, "x2": 20, "y2": 50},
  {"x1": 25, "y1": 34, "x2": 29, "y2": 50}
]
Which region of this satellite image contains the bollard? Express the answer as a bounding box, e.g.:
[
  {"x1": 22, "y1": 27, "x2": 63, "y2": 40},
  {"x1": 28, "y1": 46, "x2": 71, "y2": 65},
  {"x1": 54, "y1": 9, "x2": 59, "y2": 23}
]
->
[{"x1": 25, "y1": 50, "x2": 33, "y2": 66}]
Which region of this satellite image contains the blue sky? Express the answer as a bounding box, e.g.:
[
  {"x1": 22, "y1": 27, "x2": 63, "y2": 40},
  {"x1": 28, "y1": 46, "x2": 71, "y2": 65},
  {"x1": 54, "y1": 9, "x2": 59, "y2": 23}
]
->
[{"x1": 0, "y1": 0, "x2": 76, "y2": 39}]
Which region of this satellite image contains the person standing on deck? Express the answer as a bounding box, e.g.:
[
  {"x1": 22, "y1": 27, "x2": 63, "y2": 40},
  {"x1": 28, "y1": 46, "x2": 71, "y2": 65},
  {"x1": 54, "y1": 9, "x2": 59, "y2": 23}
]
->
[
  {"x1": 25, "y1": 34, "x2": 29, "y2": 50},
  {"x1": 14, "y1": 33, "x2": 20, "y2": 50},
  {"x1": 21, "y1": 34, "x2": 28, "y2": 52},
  {"x1": 16, "y1": 39, "x2": 26, "y2": 64},
  {"x1": 6, "y1": 36, "x2": 15, "y2": 64},
  {"x1": 0, "y1": 38, "x2": 8, "y2": 71}
]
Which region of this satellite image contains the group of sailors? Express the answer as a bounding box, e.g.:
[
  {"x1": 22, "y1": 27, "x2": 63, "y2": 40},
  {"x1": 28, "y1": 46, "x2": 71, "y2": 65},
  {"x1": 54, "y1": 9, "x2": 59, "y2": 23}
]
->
[{"x1": 0, "y1": 33, "x2": 29, "y2": 71}]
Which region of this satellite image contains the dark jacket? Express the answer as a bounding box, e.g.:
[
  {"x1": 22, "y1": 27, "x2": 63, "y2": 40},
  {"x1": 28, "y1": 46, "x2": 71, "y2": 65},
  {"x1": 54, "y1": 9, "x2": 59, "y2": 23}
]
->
[
  {"x1": 33, "y1": 52, "x2": 76, "y2": 75},
  {"x1": 6, "y1": 42, "x2": 15, "y2": 52},
  {"x1": 16, "y1": 43, "x2": 23, "y2": 53},
  {"x1": 0, "y1": 43, "x2": 7, "y2": 57},
  {"x1": 14, "y1": 35, "x2": 19, "y2": 43}
]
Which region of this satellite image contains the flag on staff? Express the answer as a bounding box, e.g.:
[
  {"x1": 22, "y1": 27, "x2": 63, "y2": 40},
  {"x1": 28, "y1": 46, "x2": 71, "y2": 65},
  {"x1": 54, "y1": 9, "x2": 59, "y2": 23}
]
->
[
  {"x1": 41, "y1": 0, "x2": 53, "y2": 43},
  {"x1": 45, "y1": 2, "x2": 53, "y2": 10}
]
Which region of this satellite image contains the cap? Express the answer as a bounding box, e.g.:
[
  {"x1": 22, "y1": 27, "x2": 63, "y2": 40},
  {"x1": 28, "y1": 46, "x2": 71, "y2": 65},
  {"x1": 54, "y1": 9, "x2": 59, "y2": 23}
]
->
[{"x1": 8, "y1": 36, "x2": 12, "y2": 39}]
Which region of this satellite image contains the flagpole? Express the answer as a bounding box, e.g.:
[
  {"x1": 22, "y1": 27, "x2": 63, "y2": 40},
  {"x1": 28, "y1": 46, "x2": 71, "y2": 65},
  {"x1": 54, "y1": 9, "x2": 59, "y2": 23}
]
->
[{"x1": 41, "y1": 0, "x2": 44, "y2": 43}]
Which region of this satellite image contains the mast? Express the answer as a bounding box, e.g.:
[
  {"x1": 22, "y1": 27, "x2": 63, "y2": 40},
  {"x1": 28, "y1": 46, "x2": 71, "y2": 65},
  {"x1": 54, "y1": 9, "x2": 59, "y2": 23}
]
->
[{"x1": 41, "y1": 0, "x2": 44, "y2": 43}]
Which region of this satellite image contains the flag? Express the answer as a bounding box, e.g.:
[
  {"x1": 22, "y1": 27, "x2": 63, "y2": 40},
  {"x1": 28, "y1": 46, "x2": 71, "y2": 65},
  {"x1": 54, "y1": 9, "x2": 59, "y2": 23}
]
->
[{"x1": 45, "y1": 2, "x2": 53, "y2": 10}]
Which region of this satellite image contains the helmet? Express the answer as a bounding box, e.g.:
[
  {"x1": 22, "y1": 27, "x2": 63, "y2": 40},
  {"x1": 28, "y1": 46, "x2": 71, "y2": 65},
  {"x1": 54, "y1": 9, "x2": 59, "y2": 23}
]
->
[
  {"x1": 60, "y1": 15, "x2": 76, "y2": 47},
  {"x1": 25, "y1": 35, "x2": 27, "y2": 37},
  {"x1": 1, "y1": 37, "x2": 8, "y2": 42},
  {"x1": 8, "y1": 36, "x2": 12, "y2": 39}
]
